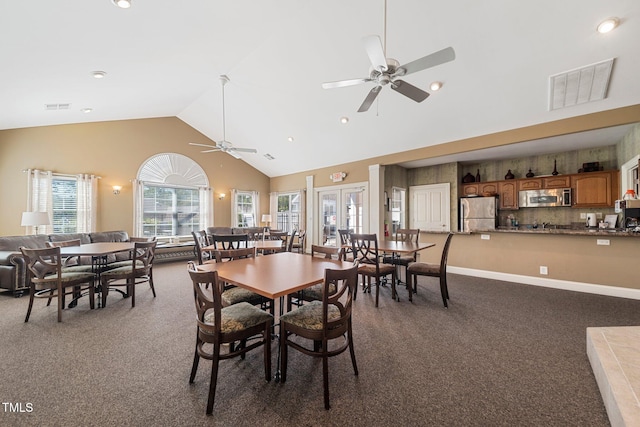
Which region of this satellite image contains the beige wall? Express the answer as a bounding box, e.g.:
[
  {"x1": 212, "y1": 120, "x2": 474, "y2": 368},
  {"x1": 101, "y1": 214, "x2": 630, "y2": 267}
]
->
[{"x1": 0, "y1": 117, "x2": 270, "y2": 236}]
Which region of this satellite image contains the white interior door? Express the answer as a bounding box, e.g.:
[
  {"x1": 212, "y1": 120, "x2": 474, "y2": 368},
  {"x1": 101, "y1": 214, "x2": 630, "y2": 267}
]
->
[
  {"x1": 316, "y1": 185, "x2": 368, "y2": 246},
  {"x1": 410, "y1": 183, "x2": 450, "y2": 231}
]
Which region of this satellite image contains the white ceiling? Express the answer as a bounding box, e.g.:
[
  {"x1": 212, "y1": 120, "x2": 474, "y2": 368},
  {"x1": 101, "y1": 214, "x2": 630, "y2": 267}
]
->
[{"x1": 1, "y1": 1, "x2": 639, "y2": 178}]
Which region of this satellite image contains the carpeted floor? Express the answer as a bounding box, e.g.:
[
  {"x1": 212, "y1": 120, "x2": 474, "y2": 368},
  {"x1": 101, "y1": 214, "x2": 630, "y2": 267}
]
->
[{"x1": 1, "y1": 259, "x2": 638, "y2": 426}]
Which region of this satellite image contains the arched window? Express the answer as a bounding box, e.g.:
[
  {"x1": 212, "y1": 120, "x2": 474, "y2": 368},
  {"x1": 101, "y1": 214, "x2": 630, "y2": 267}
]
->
[{"x1": 133, "y1": 153, "x2": 213, "y2": 238}]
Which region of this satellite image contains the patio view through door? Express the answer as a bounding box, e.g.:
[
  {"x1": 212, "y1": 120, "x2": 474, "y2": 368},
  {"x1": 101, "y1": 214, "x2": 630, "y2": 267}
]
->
[{"x1": 317, "y1": 186, "x2": 367, "y2": 247}]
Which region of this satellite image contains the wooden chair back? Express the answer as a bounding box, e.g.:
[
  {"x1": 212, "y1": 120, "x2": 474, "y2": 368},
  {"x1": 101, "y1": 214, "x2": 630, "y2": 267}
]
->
[{"x1": 211, "y1": 234, "x2": 249, "y2": 250}]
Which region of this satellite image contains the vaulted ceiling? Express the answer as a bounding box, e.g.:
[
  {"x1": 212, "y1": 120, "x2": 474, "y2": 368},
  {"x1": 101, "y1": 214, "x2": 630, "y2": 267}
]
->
[{"x1": 2, "y1": 1, "x2": 639, "y2": 177}]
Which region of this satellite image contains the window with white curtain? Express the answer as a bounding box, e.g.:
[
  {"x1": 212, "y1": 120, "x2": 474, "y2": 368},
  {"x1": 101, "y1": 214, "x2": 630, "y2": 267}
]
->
[
  {"x1": 275, "y1": 192, "x2": 302, "y2": 232},
  {"x1": 26, "y1": 169, "x2": 98, "y2": 234},
  {"x1": 134, "y1": 153, "x2": 212, "y2": 238},
  {"x1": 233, "y1": 190, "x2": 258, "y2": 227}
]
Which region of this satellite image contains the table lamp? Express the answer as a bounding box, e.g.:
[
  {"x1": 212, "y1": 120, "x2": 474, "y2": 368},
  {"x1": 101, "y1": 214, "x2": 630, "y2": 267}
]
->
[
  {"x1": 21, "y1": 211, "x2": 51, "y2": 235},
  {"x1": 261, "y1": 214, "x2": 272, "y2": 241}
]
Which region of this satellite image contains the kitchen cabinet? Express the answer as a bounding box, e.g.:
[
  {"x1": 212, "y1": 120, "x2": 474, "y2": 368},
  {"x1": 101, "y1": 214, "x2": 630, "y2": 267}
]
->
[
  {"x1": 543, "y1": 176, "x2": 571, "y2": 188},
  {"x1": 498, "y1": 181, "x2": 518, "y2": 210},
  {"x1": 571, "y1": 170, "x2": 619, "y2": 208},
  {"x1": 479, "y1": 182, "x2": 499, "y2": 194},
  {"x1": 461, "y1": 183, "x2": 480, "y2": 196},
  {"x1": 462, "y1": 182, "x2": 500, "y2": 196},
  {"x1": 518, "y1": 179, "x2": 542, "y2": 191}
]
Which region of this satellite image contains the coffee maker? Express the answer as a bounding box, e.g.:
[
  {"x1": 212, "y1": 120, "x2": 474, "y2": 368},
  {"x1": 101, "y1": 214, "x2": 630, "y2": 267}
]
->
[{"x1": 622, "y1": 199, "x2": 640, "y2": 228}]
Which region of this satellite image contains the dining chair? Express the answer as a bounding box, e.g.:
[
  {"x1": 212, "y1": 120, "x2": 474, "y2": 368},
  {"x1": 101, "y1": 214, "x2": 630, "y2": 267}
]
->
[
  {"x1": 20, "y1": 246, "x2": 96, "y2": 322},
  {"x1": 210, "y1": 233, "x2": 249, "y2": 250},
  {"x1": 286, "y1": 230, "x2": 297, "y2": 252},
  {"x1": 285, "y1": 245, "x2": 341, "y2": 311},
  {"x1": 187, "y1": 264, "x2": 273, "y2": 415},
  {"x1": 192, "y1": 230, "x2": 215, "y2": 265},
  {"x1": 291, "y1": 229, "x2": 306, "y2": 253},
  {"x1": 265, "y1": 230, "x2": 288, "y2": 254},
  {"x1": 212, "y1": 247, "x2": 275, "y2": 315},
  {"x1": 100, "y1": 240, "x2": 156, "y2": 307},
  {"x1": 382, "y1": 228, "x2": 420, "y2": 285},
  {"x1": 406, "y1": 232, "x2": 454, "y2": 307},
  {"x1": 279, "y1": 264, "x2": 359, "y2": 410},
  {"x1": 46, "y1": 239, "x2": 94, "y2": 273},
  {"x1": 337, "y1": 229, "x2": 354, "y2": 261},
  {"x1": 350, "y1": 233, "x2": 397, "y2": 307}
]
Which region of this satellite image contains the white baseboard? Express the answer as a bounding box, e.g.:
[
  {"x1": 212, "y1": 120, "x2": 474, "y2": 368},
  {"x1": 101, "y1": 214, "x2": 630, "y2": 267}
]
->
[{"x1": 448, "y1": 266, "x2": 640, "y2": 301}]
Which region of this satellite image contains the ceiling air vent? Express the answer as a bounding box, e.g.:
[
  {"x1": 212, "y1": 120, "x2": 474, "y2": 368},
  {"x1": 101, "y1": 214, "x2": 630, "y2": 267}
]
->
[
  {"x1": 264, "y1": 153, "x2": 275, "y2": 160},
  {"x1": 44, "y1": 103, "x2": 71, "y2": 110},
  {"x1": 548, "y1": 58, "x2": 614, "y2": 111}
]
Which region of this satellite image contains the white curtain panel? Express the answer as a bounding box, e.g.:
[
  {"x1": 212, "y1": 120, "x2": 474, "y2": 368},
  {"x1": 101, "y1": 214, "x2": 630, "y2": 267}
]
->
[
  {"x1": 230, "y1": 189, "x2": 238, "y2": 228},
  {"x1": 200, "y1": 187, "x2": 213, "y2": 230},
  {"x1": 76, "y1": 174, "x2": 98, "y2": 232},
  {"x1": 132, "y1": 179, "x2": 145, "y2": 236},
  {"x1": 26, "y1": 169, "x2": 53, "y2": 235}
]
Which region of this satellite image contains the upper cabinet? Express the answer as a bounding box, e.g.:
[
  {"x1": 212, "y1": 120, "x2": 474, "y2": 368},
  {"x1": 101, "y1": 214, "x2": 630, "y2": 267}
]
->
[
  {"x1": 571, "y1": 170, "x2": 619, "y2": 208},
  {"x1": 461, "y1": 170, "x2": 619, "y2": 209}
]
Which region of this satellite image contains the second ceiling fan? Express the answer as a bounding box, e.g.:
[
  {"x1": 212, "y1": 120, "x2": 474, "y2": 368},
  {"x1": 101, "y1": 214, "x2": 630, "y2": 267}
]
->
[
  {"x1": 189, "y1": 75, "x2": 257, "y2": 159},
  {"x1": 321, "y1": 0, "x2": 456, "y2": 112}
]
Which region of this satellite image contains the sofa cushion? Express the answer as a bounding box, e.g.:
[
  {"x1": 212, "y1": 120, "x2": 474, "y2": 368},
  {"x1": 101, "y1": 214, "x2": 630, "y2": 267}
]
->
[
  {"x1": 0, "y1": 235, "x2": 49, "y2": 251},
  {"x1": 49, "y1": 233, "x2": 91, "y2": 244},
  {"x1": 89, "y1": 231, "x2": 129, "y2": 243}
]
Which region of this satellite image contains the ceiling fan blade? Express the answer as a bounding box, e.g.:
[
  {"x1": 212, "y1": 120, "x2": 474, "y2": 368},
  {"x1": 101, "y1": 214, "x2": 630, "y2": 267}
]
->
[
  {"x1": 357, "y1": 86, "x2": 382, "y2": 112},
  {"x1": 189, "y1": 142, "x2": 217, "y2": 149},
  {"x1": 391, "y1": 79, "x2": 430, "y2": 103},
  {"x1": 362, "y1": 35, "x2": 388, "y2": 72},
  {"x1": 322, "y1": 78, "x2": 371, "y2": 89},
  {"x1": 394, "y1": 47, "x2": 456, "y2": 77},
  {"x1": 200, "y1": 149, "x2": 222, "y2": 153},
  {"x1": 231, "y1": 147, "x2": 257, "y2": 153},
  {"x1": 226, "y1": 150, "x2": 243, "y2": 159}
]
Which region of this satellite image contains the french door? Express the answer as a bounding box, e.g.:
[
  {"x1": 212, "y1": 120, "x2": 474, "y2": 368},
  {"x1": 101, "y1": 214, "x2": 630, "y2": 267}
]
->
[{"x1": 316, "y1": 184, "x2": 367, "y2": 246}]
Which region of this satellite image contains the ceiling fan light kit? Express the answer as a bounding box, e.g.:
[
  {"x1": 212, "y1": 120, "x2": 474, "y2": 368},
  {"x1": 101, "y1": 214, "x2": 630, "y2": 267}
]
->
[
  {"x1": 321, "y1": 0, "x2": 455, "y2": 113},
  {"x1": 188, "y1": 74, "x2": 257, "y2": 159}
]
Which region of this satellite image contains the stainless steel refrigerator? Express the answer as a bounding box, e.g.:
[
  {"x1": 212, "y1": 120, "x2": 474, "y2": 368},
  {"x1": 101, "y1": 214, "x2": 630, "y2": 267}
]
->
[{"x1": 459, "y1": 196, "x2": 498, "y2": 232}]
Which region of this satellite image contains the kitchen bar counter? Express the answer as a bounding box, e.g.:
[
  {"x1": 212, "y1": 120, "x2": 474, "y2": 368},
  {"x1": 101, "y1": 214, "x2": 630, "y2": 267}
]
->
[{"x1": 476, "y1": 226, "x2": 640, "y2": 237}]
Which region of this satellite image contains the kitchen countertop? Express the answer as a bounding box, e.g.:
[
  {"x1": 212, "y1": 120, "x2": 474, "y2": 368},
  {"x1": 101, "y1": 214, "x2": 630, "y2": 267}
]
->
[{"x1": 476, "y1": 226, "x2": 640, "y2": 237}]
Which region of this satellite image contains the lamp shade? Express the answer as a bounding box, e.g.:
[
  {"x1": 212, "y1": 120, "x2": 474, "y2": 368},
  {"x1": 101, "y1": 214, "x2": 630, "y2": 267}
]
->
[
  {"x1": 21, "y1": 211, "x2": 51, "y2": 227},
  {"x1": 261, "y1": 214, "x2": 272, "y2": 223}
]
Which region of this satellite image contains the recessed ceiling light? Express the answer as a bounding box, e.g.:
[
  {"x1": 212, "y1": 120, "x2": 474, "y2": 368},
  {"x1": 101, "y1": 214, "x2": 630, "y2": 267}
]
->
[
  {"x1": 287, "y1": 136, "x2": 294, "y2": 142},
  {"x1": 111, "y1": 0, "x2": 131, "y2": 9},
  {"x1": 597, "y1": 18, "x2": 619, "y2": 34},
  {"x1": 430, "y1": 81, "x2": 443, "y2": 91},
  {"x1": 92, "y1": 71, "x2": 107, "y2": 79},
  {"x1": 81, "y1": 108, "x2": 93, "y2": 113},
  {"x1": 340, "y1": 116, "x2": 349, "y2": 124}
]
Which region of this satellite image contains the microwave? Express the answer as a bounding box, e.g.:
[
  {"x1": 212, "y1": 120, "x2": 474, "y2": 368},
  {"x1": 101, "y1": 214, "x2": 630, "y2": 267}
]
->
[{"x1": 518, "y1": 188, "x2": 572, "y2": 208}]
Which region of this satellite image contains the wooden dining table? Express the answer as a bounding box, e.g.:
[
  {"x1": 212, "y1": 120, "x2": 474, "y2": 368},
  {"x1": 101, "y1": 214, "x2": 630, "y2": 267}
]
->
[
  {"x1": 60, "y1": 242, "x2": 135, "y2": 307},
  {"x1": 196, "y1": 251, "x2": 353, "y2": 301}
]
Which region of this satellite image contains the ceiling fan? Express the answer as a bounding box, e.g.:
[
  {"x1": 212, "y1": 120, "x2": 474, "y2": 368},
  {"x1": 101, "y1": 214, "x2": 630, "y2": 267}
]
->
[
  {"x1": 321, "y1": 0, "x2": 455, "y2": 112},
  {"x1": 189, "y1": 75, "x2": 257, "y2": 159}
]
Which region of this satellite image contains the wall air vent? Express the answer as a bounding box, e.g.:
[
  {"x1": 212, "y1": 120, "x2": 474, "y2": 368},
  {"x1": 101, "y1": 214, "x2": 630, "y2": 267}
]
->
[
  {"x1": 44, "y1": 103, "x2": 71, "y2": 110},
  {"x1": 548, "y1": 58, "x2": 614, "y2": 111}
]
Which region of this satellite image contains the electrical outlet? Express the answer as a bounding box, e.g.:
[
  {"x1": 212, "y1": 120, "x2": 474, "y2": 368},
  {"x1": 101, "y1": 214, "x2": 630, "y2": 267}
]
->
[
  {"x1": 597, "y1": 239, "x2": 610, "y2": 246},
  {"x1": 540, "y1": 266, "x2": 548, "y2": 275},
  {"x1": 580, "y1": 213, "x2": 587, "y2": 219},
  {"x1": 596, "y1": 212, "x2": 603, "y2": 219},
  {"x1": 481, "y1": 234, "x2": 490, "y2": 240}
]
